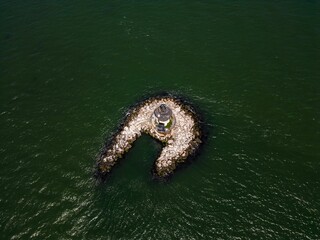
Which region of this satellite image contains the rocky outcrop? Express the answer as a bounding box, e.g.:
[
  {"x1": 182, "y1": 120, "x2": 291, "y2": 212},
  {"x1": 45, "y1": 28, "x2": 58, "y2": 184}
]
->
[{"x1": 96, "y1": 95, "x2": 202, "y2": 181}]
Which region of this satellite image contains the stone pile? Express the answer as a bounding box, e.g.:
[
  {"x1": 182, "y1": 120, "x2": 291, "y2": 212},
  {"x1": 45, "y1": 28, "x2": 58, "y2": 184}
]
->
[{"x1": 97, "y1": 96, "x2": 202, "y2": 180}]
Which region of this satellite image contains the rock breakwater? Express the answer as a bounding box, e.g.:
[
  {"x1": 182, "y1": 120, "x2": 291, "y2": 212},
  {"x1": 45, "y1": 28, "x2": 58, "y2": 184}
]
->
[{"x1": 96, "y1": 95, "x2": 202, "y2": 181}]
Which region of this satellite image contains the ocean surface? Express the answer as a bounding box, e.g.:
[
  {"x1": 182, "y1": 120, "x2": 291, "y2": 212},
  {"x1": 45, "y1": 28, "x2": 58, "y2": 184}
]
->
[{"x1": 1, "y1": 0, "x2": 319, "y2": 239}]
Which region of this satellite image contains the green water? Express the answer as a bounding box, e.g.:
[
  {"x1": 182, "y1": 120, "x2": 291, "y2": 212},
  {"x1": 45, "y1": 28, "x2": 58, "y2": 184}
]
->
[{"x1": 1, "y1": 0, "x2": 319, "y2": 239}]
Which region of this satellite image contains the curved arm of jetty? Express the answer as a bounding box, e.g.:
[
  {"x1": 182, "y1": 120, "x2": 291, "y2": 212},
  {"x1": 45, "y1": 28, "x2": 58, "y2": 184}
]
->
[{"x1": 96, "y1": 96, "x2": 202, "y2": 181}]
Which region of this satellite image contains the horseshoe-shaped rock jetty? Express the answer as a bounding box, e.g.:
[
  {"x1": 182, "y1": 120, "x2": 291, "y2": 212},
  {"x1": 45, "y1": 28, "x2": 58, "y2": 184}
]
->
[{"x1": 96, "y1": 95, "x2": 202, "y2": 181}]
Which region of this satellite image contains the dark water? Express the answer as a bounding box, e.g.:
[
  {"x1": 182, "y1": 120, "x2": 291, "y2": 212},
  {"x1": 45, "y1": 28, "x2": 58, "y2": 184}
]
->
[{"x1": 1, "y1": 0, "x2": 319, "y2": 239}]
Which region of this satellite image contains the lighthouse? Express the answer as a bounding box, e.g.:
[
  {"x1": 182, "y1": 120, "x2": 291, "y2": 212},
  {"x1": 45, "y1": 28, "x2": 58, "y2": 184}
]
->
[{"x1": 153, "y1": 104, "x2": 175, "y2": 134}]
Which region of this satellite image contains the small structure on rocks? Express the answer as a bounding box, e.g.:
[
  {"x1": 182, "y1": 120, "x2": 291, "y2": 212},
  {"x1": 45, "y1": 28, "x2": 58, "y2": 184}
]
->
[
  {"x1": 96, "y1": 95, "x2": 202, "y2": 181},
  {"x1": 153, "y1": 104, "x2": 175, "y2": 134}
]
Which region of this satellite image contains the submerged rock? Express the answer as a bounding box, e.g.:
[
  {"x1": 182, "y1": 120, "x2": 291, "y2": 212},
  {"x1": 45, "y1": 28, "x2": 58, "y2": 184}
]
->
[{"x1": 96, "y1": 95, "x2": 202, "y2": 181}]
